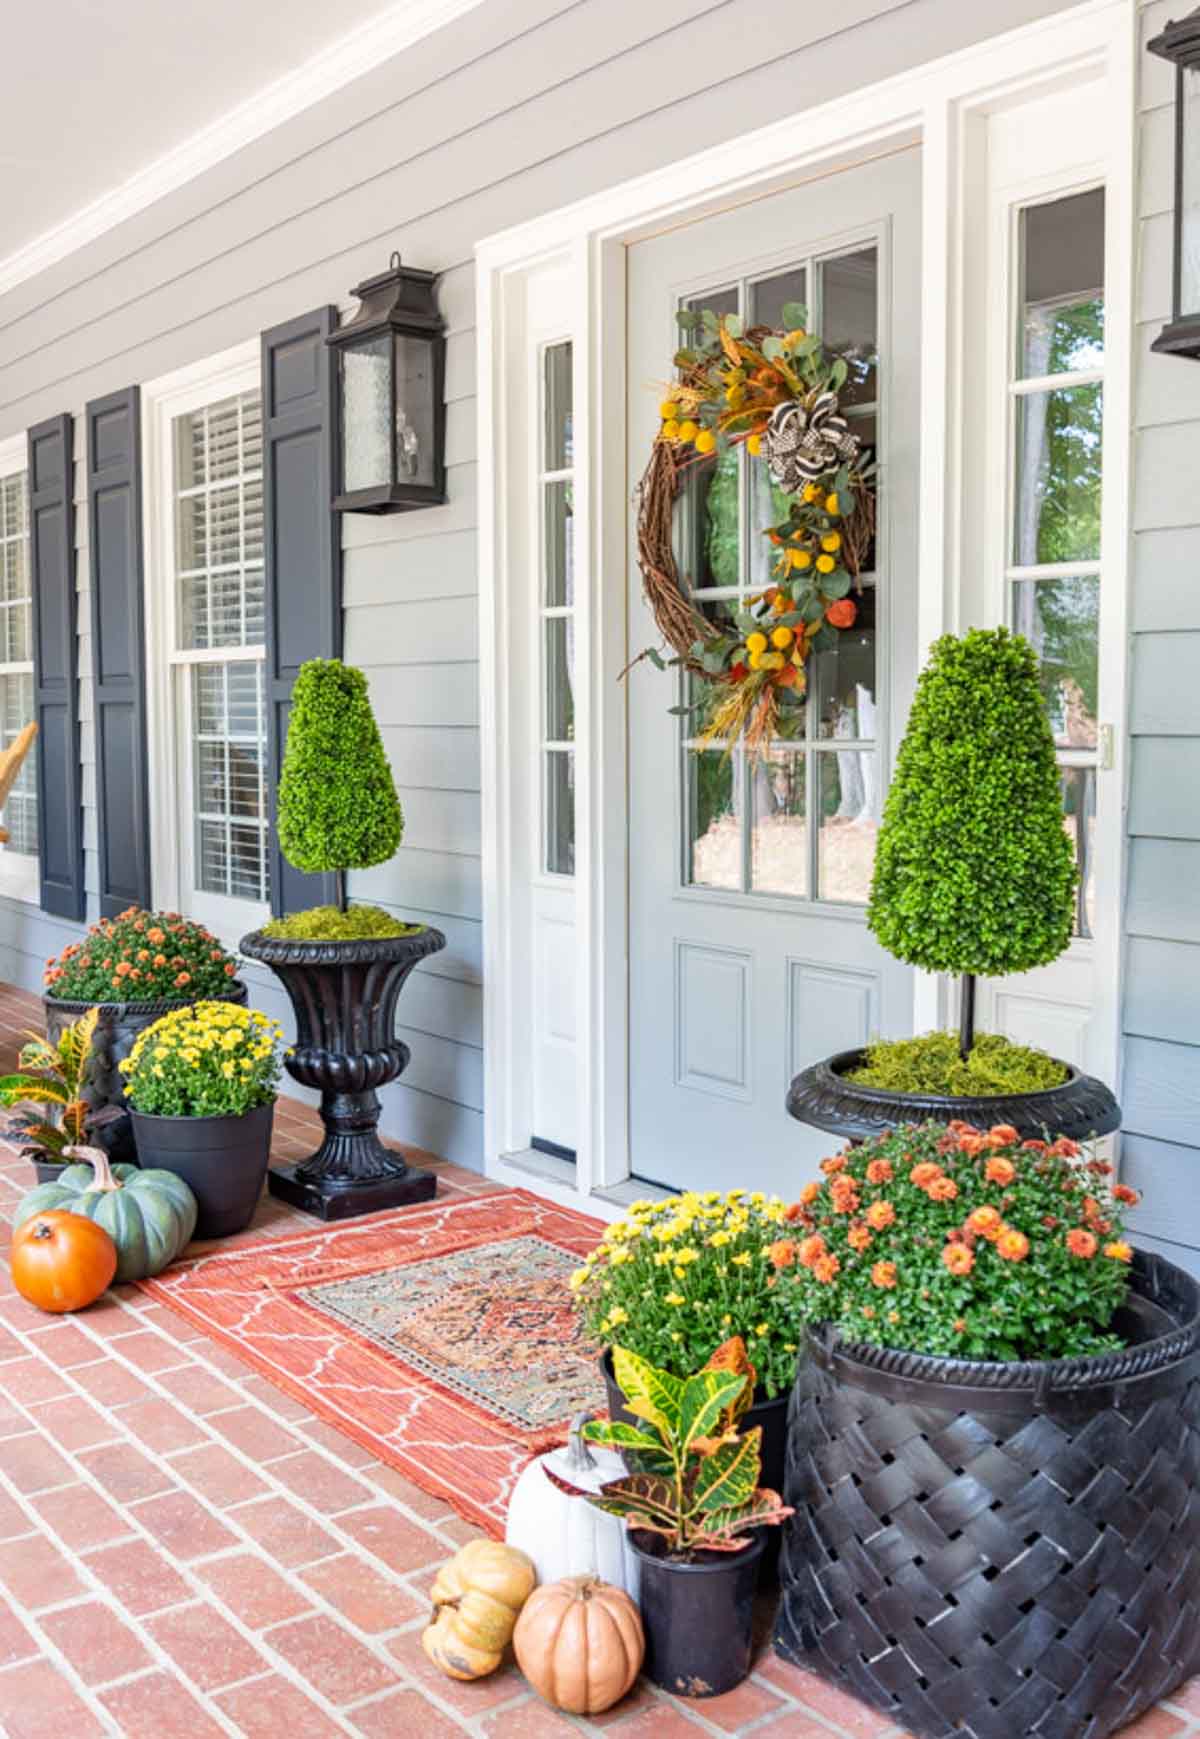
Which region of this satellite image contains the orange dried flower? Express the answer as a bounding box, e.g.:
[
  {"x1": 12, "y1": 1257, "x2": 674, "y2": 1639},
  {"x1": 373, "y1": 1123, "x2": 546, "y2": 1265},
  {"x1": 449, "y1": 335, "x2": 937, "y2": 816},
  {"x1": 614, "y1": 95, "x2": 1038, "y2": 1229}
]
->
[
  {"x1": 1066, "y1": 1228, "x2": 1098, "y2": 1259},
  {"x1": 996, "y1": 1228, "x2": 1030, "y2": 1263},
  {"x1": 942, "y1": 1243, "x2": 974, "y2": 1277},
  {"x1": 865, "y1": 1200, "x2": 896, "y2": 1231},
  {"x1": 984, "y1": 1157, "x2": 1016, "y2": 1186},
  {"x1": 871, "y1": 1260, "x2": 898, "y2": 1290}
]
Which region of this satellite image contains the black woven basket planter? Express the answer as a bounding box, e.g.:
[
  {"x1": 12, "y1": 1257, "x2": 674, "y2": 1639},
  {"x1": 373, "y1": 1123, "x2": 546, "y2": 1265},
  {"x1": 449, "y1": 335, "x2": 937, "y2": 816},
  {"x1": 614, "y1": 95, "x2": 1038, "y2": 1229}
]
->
[
  {"x1": 787, "y1": 1048, "x2": 1121, "y2": 1147},
  {"x1": 774, "y1": 1250, "x2": 1200, "y2": 1739},
  {"x1": 43, "y1": 981, "x2": 249, "y2": 1167},
  {"x1": 239, "y1": 926, "x2": 446, "y2": 1222}
]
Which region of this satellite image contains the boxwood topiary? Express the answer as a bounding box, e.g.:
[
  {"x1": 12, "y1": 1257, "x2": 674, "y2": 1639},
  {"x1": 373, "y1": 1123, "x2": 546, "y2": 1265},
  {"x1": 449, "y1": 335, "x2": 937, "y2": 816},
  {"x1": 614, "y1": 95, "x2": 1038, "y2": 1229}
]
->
[
  {"x1": 867, "y1": 627, "x2": 1077, "y2": 1054},
  {"x1": 277, "y1": 660, "x2": 402, "y2": 882}
]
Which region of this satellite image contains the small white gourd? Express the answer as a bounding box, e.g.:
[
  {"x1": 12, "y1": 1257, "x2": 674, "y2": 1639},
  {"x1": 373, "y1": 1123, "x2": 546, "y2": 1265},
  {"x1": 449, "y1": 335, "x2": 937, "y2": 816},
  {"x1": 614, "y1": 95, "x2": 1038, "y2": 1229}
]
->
[{"x1": 505, "y1": 1410, "x2": 640, "y2": 1601}]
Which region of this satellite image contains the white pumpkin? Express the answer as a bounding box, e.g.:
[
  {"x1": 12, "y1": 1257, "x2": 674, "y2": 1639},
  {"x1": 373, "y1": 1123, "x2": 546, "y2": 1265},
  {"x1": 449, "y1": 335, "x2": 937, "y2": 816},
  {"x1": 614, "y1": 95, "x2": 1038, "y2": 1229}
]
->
[{"x1": 506, "y1": 1411, "x2": 640, "y2": 1600}]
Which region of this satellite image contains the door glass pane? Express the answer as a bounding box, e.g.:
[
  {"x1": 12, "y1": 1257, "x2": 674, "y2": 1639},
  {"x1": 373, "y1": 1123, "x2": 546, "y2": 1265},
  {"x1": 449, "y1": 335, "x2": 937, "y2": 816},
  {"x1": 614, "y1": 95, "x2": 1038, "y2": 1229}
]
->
[
  {"x1": 817, "y1": 751, "x2": 876, "y2": 904},
  {"x1": 815, "y1": 590, "x2": 877, "y2": 741},
  {"x1": 1012, "y1": 384, "x2": 1103, "y2": 565},
  {"x1": 819, "y1": 248, "x2": 878, "y2": 406},
  {"x1": 687, "y1": 750, "x2": 740, "y2": 890},
  {"x1": 545, "y1": 750, "x2": 575, "y2": 875},
  {"x1": 750, "y1": 267, "x2": 807, "y2": 331},
  {"x1": 1060, "y1": 763, "x2": 1096, "y2": 939},
  {"x1": 1020, "y1": 189, "x2": 1105, "y2": 376},
  {"x1": 749, "y1": 460, "x2": 795, "y2": 594},
  {"x1": 1011, "y1": 574, "x2": 1099, "y2": 749},
  {"x1": 544, "y1": 480, "x2": 574, "y2": 606},
  {"x1": 544, "y1": 617, "x2": 574, "y2": 741},
  {"x1": 544, "y1": 342, "x2": 573, "y2": 470},
  {"x1": 750, "y1": 752, "x2": 807, "y2": 896},
  {"x1": 677, "y1": 288, "x2": 740, "y2": 596}
]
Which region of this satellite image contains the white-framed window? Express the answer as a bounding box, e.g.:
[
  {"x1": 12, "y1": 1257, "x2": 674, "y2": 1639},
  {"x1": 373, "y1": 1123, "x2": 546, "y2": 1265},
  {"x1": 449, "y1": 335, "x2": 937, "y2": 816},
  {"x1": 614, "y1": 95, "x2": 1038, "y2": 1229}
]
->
[
  {"x1": 0, "y1": 436, "x2": 37, "y2": 899},
  {"x1": 538, "y1": 339, "x2": 575, "y2": 876},
  {"x1": 1006, "y1": 186, "x2": 1105, "y2": 939},
  {"x1": 143, "y1": 344, "x2": 269, "y2": 941}
]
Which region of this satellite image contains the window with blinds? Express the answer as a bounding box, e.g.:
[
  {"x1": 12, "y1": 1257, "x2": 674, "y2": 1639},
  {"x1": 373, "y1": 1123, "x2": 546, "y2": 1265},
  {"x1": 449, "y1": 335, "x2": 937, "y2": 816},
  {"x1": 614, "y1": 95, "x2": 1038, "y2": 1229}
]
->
[
  {"x1": 170, "y1": 392, "x2": 269, "y2": 906},
  {"x1": 0, "y1": 470, "x2": 36, "y2": 858}
]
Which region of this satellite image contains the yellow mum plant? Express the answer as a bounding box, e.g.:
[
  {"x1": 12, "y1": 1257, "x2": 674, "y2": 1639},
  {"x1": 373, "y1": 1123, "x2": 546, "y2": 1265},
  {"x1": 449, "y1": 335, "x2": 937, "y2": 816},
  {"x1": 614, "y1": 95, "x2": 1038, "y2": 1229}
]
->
[
  {"x1": 120, "y1": 1003, "x2": 288, "y2": 1119},
  {"x1": 571, "y1": 1190, "x2": 806, "y2": 1397}
]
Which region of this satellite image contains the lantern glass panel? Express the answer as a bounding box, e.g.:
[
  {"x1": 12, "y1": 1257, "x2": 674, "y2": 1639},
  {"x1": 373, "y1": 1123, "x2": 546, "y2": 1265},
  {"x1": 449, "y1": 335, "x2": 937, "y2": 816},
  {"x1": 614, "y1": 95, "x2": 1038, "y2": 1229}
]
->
[
  {"x1": 1181, "y1": 63, "x2": 1200, "y2": 318},
  {"x1": 393, "y1": 333, "x2": 435, "y2": 489},
  {"x1": 341, "y1": 336, "x2": 392, "y2": 492}
]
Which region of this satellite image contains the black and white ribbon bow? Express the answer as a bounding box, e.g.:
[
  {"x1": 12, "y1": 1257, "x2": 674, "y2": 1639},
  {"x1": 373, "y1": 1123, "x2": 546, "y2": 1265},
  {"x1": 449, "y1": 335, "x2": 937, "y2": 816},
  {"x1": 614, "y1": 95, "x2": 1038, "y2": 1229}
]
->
[{"x1": 763, "y1": 392, "x2": 861, "y2": 493}]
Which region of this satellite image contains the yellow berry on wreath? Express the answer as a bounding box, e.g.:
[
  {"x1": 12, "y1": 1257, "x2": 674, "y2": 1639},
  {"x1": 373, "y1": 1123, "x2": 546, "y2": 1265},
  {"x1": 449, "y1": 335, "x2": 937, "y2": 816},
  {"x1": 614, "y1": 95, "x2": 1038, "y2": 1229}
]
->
[
  {"x1": 661, "y1": 419, "x2": 680, "y2": 441},
  {"x1": 816, "y1": 553, "x2": 836, "y2": 574},
  {"x1": 660, "y1": 399, "x2": 680, "y2": 419},
  {"x1": 825, "y1": 492, "x2": 840, "y2": 515},
  {"x1": 694, "y1": 428, "x2": 717, "y2": 455},
  {"x1": 821, "y1": 531, "x2": 842, "y2": 553},
  {"x1": 802, "y1": 483, "x2": 820, "y2": 503},
  {"x1": 677, "y1": 420, "x2": 698, "y2": 444},
  {"x1": 746, "y1": 631, "x2": 768, "y2": 655},
  {"x1": 746, "y1": 433, "x2": 763, "y2": 456},
  {"x1": 771, "y1": 625, "x2": 794, "y2": 650},
  {"x1": 748, "y1": 650, "x2": 764, "y2": 670},
  {"x1": 789, "y1": 549, "x2": 812, "y2": 571}
]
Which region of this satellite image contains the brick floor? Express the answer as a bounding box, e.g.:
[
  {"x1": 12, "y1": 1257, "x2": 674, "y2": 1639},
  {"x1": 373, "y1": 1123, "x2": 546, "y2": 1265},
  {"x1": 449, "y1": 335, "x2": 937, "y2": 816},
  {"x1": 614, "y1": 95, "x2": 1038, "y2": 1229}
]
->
[{"x1": 0, "y1": 977, "x2": 1197, "y2": 1737}]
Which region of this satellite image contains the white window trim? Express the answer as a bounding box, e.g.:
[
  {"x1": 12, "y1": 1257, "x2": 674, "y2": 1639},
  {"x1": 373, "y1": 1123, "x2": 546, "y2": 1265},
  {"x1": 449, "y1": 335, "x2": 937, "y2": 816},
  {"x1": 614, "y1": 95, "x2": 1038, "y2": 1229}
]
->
[
  {"x1": 477, "y1": 0, "x2": 1135, "y2": 1212},
  {"x1": 0, "y1": 429, "x2": 38, "y2": 907},
  {"x1": 141, "y1": 340, "x2": 269, "y2": 950}
]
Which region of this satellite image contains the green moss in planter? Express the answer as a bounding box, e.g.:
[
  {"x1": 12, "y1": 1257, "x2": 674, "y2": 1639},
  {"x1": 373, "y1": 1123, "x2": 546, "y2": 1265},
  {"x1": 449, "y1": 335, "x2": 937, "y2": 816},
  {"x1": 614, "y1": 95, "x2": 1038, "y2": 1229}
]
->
[
  {"x1": 846, "y1": 1030, "x2": 1068, "y2": 1097},
  {"x1": 260, "y1": 904, "x2": 423, "y2": 942}
]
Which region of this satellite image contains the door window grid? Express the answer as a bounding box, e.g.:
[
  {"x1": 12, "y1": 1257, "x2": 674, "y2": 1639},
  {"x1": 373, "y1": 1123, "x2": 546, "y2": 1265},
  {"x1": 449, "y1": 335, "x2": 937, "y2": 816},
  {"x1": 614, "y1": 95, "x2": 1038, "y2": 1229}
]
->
[
  {"x1": 539, "y1": 341, "x2": 575, "y2": 876},
  {"x1": 169, "y1": 393, "x2": 269, "y2": 906},
  {"x1": 0, "y1": 470, "x2": 36, "y2": 858},
  {"x1": 1006, "y1": 187, "x2": 1105, "y2": 939},
  {"x1": 680, "y1": 246, "x2": 879, "y2": 908}
]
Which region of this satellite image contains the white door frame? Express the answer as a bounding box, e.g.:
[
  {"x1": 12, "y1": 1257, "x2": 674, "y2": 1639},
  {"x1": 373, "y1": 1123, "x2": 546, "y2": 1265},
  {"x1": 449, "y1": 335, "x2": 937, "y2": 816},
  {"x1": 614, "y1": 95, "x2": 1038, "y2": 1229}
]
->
[{"x1": 476, "y1": 0, "x2": 1135, "y2": 1213}]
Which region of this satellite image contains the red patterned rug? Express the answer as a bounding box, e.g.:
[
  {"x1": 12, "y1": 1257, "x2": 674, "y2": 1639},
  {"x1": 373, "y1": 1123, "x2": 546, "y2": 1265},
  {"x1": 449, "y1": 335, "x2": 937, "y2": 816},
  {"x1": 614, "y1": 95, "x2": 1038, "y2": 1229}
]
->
[{"x1": 138, "y1": 1190, "x2": 607, "y2": 1535}]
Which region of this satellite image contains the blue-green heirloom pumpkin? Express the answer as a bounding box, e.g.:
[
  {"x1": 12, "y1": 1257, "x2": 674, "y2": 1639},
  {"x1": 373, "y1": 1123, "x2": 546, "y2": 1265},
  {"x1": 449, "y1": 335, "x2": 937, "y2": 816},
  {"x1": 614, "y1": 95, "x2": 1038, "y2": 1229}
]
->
[{"x1": 14, "y1": 1146, "x2": 197, "y2": 1283}]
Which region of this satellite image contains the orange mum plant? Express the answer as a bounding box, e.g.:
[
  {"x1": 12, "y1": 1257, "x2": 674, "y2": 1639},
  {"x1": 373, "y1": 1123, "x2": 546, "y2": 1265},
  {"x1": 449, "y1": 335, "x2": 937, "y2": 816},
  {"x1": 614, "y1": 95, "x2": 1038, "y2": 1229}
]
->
[{"x1": 778, "y1": 1122, "x2": 1139, "y2": 1361}]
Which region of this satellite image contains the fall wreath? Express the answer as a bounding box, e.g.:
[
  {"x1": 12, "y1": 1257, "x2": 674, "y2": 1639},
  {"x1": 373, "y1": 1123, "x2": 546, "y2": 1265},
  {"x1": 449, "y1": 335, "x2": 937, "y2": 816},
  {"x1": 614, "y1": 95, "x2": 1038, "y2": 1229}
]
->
[{"x1": 634, "y1": 300, "x2": 876, "y2": 756}]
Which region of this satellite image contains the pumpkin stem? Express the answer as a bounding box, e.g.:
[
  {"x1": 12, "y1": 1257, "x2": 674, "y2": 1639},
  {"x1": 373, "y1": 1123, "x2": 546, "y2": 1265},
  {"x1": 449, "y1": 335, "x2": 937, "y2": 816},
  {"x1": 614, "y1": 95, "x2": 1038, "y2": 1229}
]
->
[
  {"x1": 565, "y1": 1410, "x2": 598, "y2": 1474},
  {"x1": 64, "y1": 1144, "x2": 122, "y2": 1194}
]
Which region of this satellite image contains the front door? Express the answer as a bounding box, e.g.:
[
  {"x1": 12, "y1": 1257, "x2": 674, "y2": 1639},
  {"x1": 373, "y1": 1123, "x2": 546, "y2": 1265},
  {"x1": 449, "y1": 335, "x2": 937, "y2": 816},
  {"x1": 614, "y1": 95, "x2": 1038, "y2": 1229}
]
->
[{"x1": 626, "y1": 149, "x2": 922, "y2": 1195}]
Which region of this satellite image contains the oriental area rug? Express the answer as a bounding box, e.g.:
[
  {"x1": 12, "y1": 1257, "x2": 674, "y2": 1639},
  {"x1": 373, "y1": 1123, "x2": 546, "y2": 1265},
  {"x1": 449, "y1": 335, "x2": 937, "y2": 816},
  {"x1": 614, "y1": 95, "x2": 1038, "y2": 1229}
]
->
[{"x1": 138, "y1": 1189, "x2": 607, "y2": 1535}]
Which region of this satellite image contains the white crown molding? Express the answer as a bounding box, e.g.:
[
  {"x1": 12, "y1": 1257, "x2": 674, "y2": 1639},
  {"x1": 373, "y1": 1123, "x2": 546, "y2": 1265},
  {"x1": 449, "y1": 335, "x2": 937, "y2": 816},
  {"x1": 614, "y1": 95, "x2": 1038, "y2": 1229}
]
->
[{"x1": 0, "y1": 0, "x2": 486, "y2": 301}]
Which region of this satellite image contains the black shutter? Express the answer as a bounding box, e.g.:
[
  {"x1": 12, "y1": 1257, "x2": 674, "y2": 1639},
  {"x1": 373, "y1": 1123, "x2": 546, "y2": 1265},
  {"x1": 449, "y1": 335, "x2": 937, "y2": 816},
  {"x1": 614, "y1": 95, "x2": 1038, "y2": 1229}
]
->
[
  {"x1": 28, "y1": 414, "x2": 84, "y2": 921},
  {"x1": 261, "y1": 308, "x2": 343, "y2": 917},
  {"x1": 85, "y1": 387, "x2": 151, "y2": 918}
]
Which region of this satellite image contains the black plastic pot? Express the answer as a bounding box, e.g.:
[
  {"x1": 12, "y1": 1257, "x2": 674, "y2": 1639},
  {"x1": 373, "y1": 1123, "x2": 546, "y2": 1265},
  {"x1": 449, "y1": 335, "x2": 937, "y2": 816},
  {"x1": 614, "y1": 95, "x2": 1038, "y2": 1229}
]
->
[
  {"x1": 44, "y1": 980, "x2": 249, "y2": 1165},
  {"x1": 775, "y1": 1249, "x2": 1200, "y2": 1739},
  {"x1": 787, "y1": 1045, "x2": 1121, "y2": 1147},
  {"x1": 129, "y1": 1103, "x2": 274, "y2": 1239},
  {"x1": 239, "y1": 927, "x2": 446, "y2": 1221},
  {"x1": 632, "y1": 1527, "x2": 765, "y2": 1697},
  {"x1": 601, "y1": 1349, "x2": 790, "y2": 1499}
]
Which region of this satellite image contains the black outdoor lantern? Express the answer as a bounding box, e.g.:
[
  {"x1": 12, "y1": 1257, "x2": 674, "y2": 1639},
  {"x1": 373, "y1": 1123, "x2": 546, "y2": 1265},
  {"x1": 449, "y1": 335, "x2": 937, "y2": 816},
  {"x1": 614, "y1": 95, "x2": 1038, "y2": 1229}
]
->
[
  {"x1": 328, "y1": 252, "x2": 446, "y2": 511},
  {"x1": 1150, "y1": 9, "x2": 1200, "y2": 358}
]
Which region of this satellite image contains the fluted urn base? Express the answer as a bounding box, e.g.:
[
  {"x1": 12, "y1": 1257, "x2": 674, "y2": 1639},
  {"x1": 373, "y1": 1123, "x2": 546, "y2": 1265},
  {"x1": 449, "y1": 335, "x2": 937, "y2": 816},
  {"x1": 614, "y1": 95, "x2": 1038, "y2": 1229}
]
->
[{"x1": 240, "y1": 925, "x2": 447, "y2": 1222}]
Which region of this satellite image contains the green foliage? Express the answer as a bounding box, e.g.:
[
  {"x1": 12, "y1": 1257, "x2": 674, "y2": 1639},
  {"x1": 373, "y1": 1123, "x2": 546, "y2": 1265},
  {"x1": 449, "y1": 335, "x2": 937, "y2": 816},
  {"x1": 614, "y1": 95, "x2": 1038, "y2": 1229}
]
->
[
  {"x1": 44, "y1": 909, "x2": 239, "y2": 1002},
  {"x1": 867, "y1": 628, "x2": 1077, "y2": 976},
  {"x1": 0, "y1": 1007, "x2": 99, "y2": 1161},
  {"x1": 847, "y1": 1031, "x2": 1068, "y2": 1097},
  {"x1": 261, "y1": 904, "x2": 422, "y2": 942},
  {"x1": 120, "y1": 1003, "x2": 287, "y2": 1118},
  {"x1": 570, "y1": 1189, "x2": 806, "y2": 1399},
  {"x1": 277, "y1": 660, "x2": 402, "y2": 876},
  {"x1": 550, "y1": 1340, "x2": 791, "y2": 1555},
  {"x1": 781, "y1": 1123, "x2": 1136, "y2": 1361}
]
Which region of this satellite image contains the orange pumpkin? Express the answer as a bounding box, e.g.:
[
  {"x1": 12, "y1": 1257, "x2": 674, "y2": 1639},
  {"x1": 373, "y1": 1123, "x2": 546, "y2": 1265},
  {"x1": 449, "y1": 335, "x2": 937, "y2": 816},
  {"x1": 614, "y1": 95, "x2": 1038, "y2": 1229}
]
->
[
  {"x1": 513, "y1": 1575, "x2": 643, "y2": 1715},
  {"x1": 10, "y1": 1211, "x2": 117, "y2": 1313}
]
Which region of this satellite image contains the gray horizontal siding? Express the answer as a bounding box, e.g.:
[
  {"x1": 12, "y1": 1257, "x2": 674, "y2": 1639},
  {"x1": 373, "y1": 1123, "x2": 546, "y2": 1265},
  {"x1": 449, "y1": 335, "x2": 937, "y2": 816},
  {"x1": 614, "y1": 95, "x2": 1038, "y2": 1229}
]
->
[
  {"x1": 0, "y1": 0, "x2": 1090, "y2": 1170},
  {"x1": 1121, "y1": 2, "x2": 1200, "y2": 1264}
]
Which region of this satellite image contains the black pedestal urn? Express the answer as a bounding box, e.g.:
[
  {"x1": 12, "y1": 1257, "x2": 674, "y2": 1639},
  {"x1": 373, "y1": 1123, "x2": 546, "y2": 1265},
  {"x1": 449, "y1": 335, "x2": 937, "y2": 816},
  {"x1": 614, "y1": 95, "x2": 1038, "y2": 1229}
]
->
[
  {"x1": 239, "y1": 926, "x2": 445, "y2": 1221},
  {"x1": 775, "y1": 1249, "x2": 1200, "y2": 1739}
]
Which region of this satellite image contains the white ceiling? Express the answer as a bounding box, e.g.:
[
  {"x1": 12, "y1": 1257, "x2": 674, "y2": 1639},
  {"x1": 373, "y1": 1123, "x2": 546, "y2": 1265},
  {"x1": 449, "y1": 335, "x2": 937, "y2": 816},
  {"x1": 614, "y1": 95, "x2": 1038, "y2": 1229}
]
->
[{"x1": 0, "y1": 0, "x2": 482, "y2": 284}]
